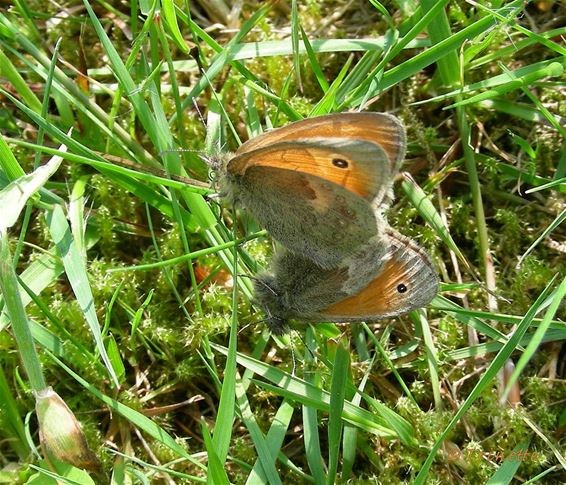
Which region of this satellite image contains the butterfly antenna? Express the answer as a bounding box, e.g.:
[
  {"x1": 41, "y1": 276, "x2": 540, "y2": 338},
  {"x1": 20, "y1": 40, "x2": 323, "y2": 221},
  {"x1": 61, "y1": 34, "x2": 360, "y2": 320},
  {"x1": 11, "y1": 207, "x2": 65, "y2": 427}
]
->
[
  {"x1": 192, "y1": 97, "x2": 207, "y2": 131},
  {"x1": 246, "y1": 275, "x2": 278, "y2": 296}
]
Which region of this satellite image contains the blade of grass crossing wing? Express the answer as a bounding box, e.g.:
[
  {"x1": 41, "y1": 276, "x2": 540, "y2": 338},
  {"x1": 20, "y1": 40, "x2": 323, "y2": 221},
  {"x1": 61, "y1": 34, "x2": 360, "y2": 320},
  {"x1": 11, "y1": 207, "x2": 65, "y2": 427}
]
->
[
  {"x1": 327, "y1": 342, "x2": 350, "y2": 484},
  {"x1": 45, "y1": 206, "x2": 119, "y2": 387},
  {"x1": 414, "y1": 276, "x2": 558, "y2": 484}
]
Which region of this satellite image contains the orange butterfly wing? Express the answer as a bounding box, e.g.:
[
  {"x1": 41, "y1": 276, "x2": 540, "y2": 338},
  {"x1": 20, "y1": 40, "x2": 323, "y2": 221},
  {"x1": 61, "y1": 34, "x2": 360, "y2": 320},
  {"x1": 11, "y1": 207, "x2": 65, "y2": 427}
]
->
[
  {"x1": 229, "y1": 138, "x2": 390, "y2": 201},
  {"x1": 235, "y1": 112, "x2": 406, "y2": 175},
  {"x1": 320, "y1": 231, "x2": 437, "y2": 319}
]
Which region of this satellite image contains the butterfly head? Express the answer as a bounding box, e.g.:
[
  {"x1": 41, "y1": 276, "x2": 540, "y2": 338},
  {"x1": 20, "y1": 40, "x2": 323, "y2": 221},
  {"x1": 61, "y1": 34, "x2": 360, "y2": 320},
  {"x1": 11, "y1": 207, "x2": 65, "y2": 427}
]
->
[
  {"x1": 252, "y1": 273, "x2": 291, "y2": 335},
  {"x1": 202, "y1": 152, "x2": 230, "y2": 173}
]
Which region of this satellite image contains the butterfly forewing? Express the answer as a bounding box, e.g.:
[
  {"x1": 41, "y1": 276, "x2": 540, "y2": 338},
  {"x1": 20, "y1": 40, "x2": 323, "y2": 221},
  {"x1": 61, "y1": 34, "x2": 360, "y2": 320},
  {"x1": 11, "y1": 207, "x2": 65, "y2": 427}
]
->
[
  {"x1": 229, "y1": 138, "x2": 391, "y2": 202},
  {"x1": 235, "y1": 112, "x2": 406, "y2": 175}
]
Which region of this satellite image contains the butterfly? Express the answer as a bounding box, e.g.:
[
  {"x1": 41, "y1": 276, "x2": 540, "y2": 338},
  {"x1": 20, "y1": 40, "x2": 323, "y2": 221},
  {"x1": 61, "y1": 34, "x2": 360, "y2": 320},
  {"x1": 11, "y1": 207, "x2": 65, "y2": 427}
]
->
[
  {"x1": 253, "y1": 224, "x2": 438, "y2": 334},
  {"x1": 207, "y1": 112, "x2": 437, "y2": 332},
  {"x1": 207, "y1": 112, "x2": 406, "y2": 269}
]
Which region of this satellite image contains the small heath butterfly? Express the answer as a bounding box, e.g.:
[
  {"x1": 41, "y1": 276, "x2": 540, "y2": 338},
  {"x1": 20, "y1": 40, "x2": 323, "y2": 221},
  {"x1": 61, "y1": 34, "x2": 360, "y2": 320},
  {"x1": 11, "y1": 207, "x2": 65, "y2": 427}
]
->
[
  {"x1": 253, "y1": 226, "x2": 438, "y2": 335},
  {"x1": 208, "y1": 112, "x2": 406, "y2": 269}
]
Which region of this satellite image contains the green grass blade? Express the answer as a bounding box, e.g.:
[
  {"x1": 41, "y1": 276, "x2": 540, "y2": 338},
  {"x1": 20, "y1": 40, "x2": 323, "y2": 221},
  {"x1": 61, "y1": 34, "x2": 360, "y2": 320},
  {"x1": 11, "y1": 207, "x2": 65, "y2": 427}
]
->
[
  {"x1": 485, "y1": 440, "x2": 531, "y2": 485},
  {"x1": 0, "y1": 47, "x2": 41, "y2": 114},
  {"x1": 502, "y1": 275, "x2": 566, "y2": 401},
  {"x1": 211, "y1": 344, "x2": 400, "y2": 438},
  {"x1": 50, "y1": 351, "x2": 206, "y2": 470},
  {"x1": 211, "y1": 246, "x2": 239, "y2": 463},
  {"x1": 291, "y1": 0, "x2": 302, "y2": 92},
  {"x1": 447, "y1": 62, "x2": 563, "y2": 109},
  {"x1": 326, "y1": 341, "x2": 349, "y2": 484},
  {"x1": 236, "y1": 378, "x2": 282, "y2": 485},
  {"x1": 161, "y1": 0, "x2": 190, "y2": 53},
  {"x1": 246, "y1": 400, "x2": 295, "y2": 484},
  {"x1": 414, "y1": 276, "x2": 558, "y2": 484},
  {"x1": 400, "y1": 174, "x2": 471, "y2": 274},
  {"x1": 0, "y1": 233, "x2": 46, "y2": 391},
  {"x1": 202, "y1": 419, "x2": 230, "y2": 485},
  {"x1": 302, "y1": 328, "x2": 325, "y2": 483},
  {"x1": 517, "y1": 209, "x2": 566, "y2": 266},
  {"x1": 45, "y1": 205, "x2": 118, "y2": 387}
]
